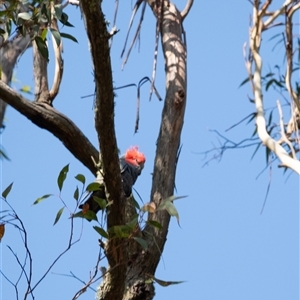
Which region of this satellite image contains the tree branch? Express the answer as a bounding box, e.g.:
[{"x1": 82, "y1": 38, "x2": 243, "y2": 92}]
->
[
  {"x1": 80, "y1": 1, "x2": 127, "y2": 299},
  {"x1": 0, "y1": 81, "x2": 98, "y2": 174},
  {"x1": 181, "y1": 0, "x2": 194, "y2": 20},
  {"x1": 145, "y1": 0, "x2": 187, "y2": 264},
  {"x1": 249, "y1": 1, "x2": 300, "y2": 174},
  {"x1": 49, "y1": 18, "x2": 64, "y2": 102}
]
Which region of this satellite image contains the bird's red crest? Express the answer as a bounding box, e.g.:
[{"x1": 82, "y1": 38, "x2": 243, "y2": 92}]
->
[{"x1": 125, "y1": 146, "x2": 146, "y2": 165}]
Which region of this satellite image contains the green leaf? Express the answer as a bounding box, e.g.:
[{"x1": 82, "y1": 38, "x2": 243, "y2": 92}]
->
[
  {"x1": 133, "y1": 237, "x2": 148, "y2": 250},
  {"x1": 148, "y1": 220, "x2": 163, "y2": 229},
  {"x1": 35, "y1": 36, "x2": 49, "y2": 61},
  {"x1": 57, "y1": 164, "x2": 69, "y2": 192},
  {"x1": 18, "y1": 12, "x2": 31, "y2": 20},
  {"x1": 126, "y1": 216, "x2": 138, "y2": 230},
  {"x1": 239, "y1": 76, "x2": 252, "y2": 88},
  {"x1": 2, "y1": 182, "x2": 13, "y2": 199},
  {"x1": 53, "y1": 207, "x2": 64, "y2": 225},
  {"x1": 265, "y1": 79, "x2": 275, "y2": 91},
  {"x1": 250, "y1": 143, "x2": 261, "y2": 161},
  {"x1": 266, "y1": 147, "x2": 271, "y2": 164},
  {"x1": 157, "y1": 195, "x2": 187, "y2": 210},
  {"x1": 73, "y1": 210, "x2": 98, "y2": 222},
  {"x1": 41, "y1": 28, "x2": 47, "y2": 41},
  {"x1": 246, "y1": 112, "x2": 256, "y2": 125},
  {"x1": 19, "y1": 85, "x2": 32, "y2": 94},
  {"x1": 75, "y1": 174, "x2": 85, "y2": 184},
  {"x1": 50, "y1": 28, "x2": 61, "y2": 47},
  {"x1": 60, "y1": 32, "x2": 78, "y2": 43},
  {"x1": 32, "y1": 194, "x2": 52, "y2": 205},
  {"x1": 157, "y1": 195, "x2": 186, "y2": 227},
  {"x1": 92, "y1": 196, "x2": 106, "y2": 210},
  {"x1": 166, "y1": 202, "x2": 180, "y2": 225},
  {"x1": 109, "y1": 225, "x2": 131, "y2": 238},
  {"x1": 86, "y1": 182, "x2": 101, "y2": 192},
  {"x1": 130, "y1": 196, "x2": 140, "y2": 209},
  {"x1": 146, "y1": 274, "x2": 185, "y2": 287},
  {"x1": 54, "y1": 4, "x2": 63, "y2": 20},
  {"x1": 93, "y1": 226, "x2": 109, "y2": 239},
  {"x1": 251, "y1": 125, "x2": 257, "y2": 137},
  {"x1": 73, "y1": 187, "x2": 79, "y2": 201},
  {"x1": 0, "y1": 147, "x2": 10, "y2": 160},
  {"x1": 267, "y1": 110, "x2": 273, "y2": 127},
  {"x1": 59, "y1": 12, "x2": 74, "y2": 27}
]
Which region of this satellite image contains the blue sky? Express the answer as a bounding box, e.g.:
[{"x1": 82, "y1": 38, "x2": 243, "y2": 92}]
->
[{"x1": 1, "y1": 1, "x2": 299, "y2": 299}]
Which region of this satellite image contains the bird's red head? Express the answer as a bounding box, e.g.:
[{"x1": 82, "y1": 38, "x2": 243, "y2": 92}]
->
[{"x1": 125, "y1": 146, "x2": 146, "y2": 166}]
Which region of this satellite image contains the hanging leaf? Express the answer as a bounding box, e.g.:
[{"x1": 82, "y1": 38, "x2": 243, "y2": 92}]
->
[
  {"x1": 35, "y1": 36, "x2": 49, "y2": 61},
  {"x1": 148, "y1": 220, "x2": 163, "y2": 229},
  {"x1": 59, "y1": 12, "x2": 74, "y2": 27},
  {"x1": 2, "y1": 182, "x2": 13, "y2": 199},
  {"x1": 50, "y1": 28, "x2": 61, "y2": 47},
  {"x1": 133, "y1": 237, "x2": 148, "y2": 250},
  {"x1": 266, "y1": 147, "x2": 271, "y2": 164},
  {"x1": 86, "y1": 182, "x2": 101, "y2": 192},
  {"x1": 41, "y1": 28, "x2": 47, "y2": 41},
  {"x1": 92, "y1": 196, "x2": 106, "y2": 210},
  {"x1": 73, "y1": 187, "x2": 79, "y2": 201},
  {"x1": 93, "y1": 226, "x2": 109, "y2": 239},
  {"x1": 146, "y1": 274, "x2": 185, "y2": 287},
  {"x1": 267, "y1": 110, "x2": 273, "y2": 127},
  {"x1": 157, "y1": 195, "x2": 187, "y2": 226},
  {"x1": 54, "y1": 4, "x2": 63, "y2": 20},
  {"x1": 75, "y1": 174, "x2": 85, "y2": 184},
  {"x1": 126, "y1": 216, "x2": 138, "y2": 230},
  {"x1": 32, "y1": 194, "x2": 52, "y2": 205},
  {"x1": 57, "y1": 164, "x2": 69, "y2": 191},
  {"x1": 53, "y1": 207, "x2": 64, "y2": 225},
  {"x1": 238, "y1": 76, "x2": 252, "y2": 88},
  {"x1": 60, "y1": 32, "x2": 78, "y2": 43},
  {"x1": 0, "y1": 224, "x2": 5, "y2": 242},
  {"x1": 74, "y1": 209, "x2": 98, "y2": 222},
  {"x1": 250, "y1": 143, "x2": 261, "y2": 161}
]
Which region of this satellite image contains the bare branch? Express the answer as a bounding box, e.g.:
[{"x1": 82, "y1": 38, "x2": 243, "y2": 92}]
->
[
  {"x1": 263, "y1": 0, "x2": 294, "y2": 28},
  {"x1": 180, "y1": 0, "x2": 194, "y2": 20},
  {"x1": 145, "y1": 0, "x2": 187, "y2": 270},
  {"x1": 49, "y1": 19, "x2": 64, "y2": 101},
  {"x1": 249, "y1": 2, "x2": 300, "y2": 173},
  {"x1": 33, "y1": 40, "x2": 50, "y2": 103},
  {"x1": 80, "y1": 1, "x2": 128, "y2": 298},
  {"x1": 285, "y1": 3, "x2": 300, "y2": 112},
  {"x1": 0, "y1": 81, "x2": 98, "y2": 175},
  {"x1": 62, "y1": 0, "x2": 80, "y2": 8}
]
